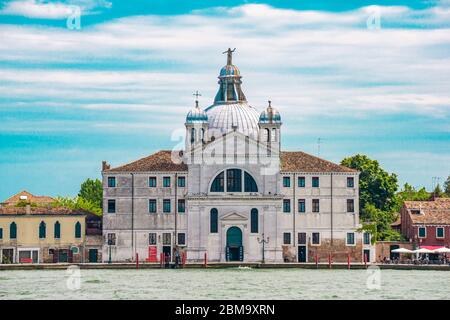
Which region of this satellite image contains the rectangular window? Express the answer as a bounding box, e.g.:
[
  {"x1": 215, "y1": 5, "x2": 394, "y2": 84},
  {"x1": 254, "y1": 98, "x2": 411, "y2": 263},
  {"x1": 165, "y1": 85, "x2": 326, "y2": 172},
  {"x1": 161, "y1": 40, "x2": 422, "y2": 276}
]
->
[
  {"x1": 418, "y1": 227, "x2": 426, "y2": 238},
  {"x1": 0, "y1": 228, "x2": 2, "y2": 239},
  {"x1": 363, "y1": 232, "x2": 371, "y2": 245},
  {"x1": 163, "y1": 199, "x2": 171, "y2": 213},
  {"x1": 347, "y1": 177, "x2": 354, "y2": 188},
  {"x1": 107, "y1": 199, "x2": 116, "y2": 213},
  {"x1": 250, "y1": 209, "x2": 258, "y2": 233},
  {"x1": 312, "y1": 177, "x2": 320, "y2": 188},
  {"x1": 436, "y1": 227, "x2": 444, "y2": 239},
  {"x1": 283, "y1": 199, "x2": 291, "y2": 213},
  {"x1": 283, "y1": 232, "x2": 291, "y2": 245},
  {"x1": 149, "y1": 233, "x2": 157, "y2": 245},
  {"x1": 298, "y1": 232, "x2": 306, "y2": 245},
  {"x1": 312, "y1": 199, "x2": 320, "y2": 213},
  {"x1": 347, "y1": 199, "x2": 355, "y2": 213},
  {"x1": 163, "y1": 176, "x2": 171, "y2": 187},
  {"x1": 177, "y1": 176, "x2": 186, "y2": 187},
  {"x1": 283, "y1": 176, "x2": 291, "y2": 187},
  {"x1": 107, "y1": 233, "x2": 116, "y2": 246},
  {"x1": 298, "y1": 199, "x2": 306, "y2": 213},
  {"x1": 177, "y1": 233, "x2": 186, "y2": 245},
  {"x1": 178, "y1": 199, "x2": 185, "y2": 213},
  {"x1": 148, "y1": 199, "x2": 157, "y2": 213},
  {"x1": 107, "y1": 176, "x2": 116, "y2": 188},
  {"x1": 298, "y1": 176, "x2": 305, "y2": 187},
  {"x1": 312, "y1": 232, "x2": 320, "y2": 245},
  {"x1": 210, "y1": 209, "x2": 218, "y2": 233},
  {"x1": 346, "y1": 232, "x2": 355, "y2": 245},
  {"x1": 163, "y1": 233, "x2": 171, "y2": 245},
  {"x1": 149, "y1": 177, "x2": 157, "y2": 187}
]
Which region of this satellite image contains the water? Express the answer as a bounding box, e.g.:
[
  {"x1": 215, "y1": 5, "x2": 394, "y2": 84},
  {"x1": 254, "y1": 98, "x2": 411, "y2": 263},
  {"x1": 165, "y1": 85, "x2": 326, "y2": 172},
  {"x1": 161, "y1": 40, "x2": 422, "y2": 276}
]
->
[{"x1": 0, "y1": 268, "x2": 449, "y2": 300}]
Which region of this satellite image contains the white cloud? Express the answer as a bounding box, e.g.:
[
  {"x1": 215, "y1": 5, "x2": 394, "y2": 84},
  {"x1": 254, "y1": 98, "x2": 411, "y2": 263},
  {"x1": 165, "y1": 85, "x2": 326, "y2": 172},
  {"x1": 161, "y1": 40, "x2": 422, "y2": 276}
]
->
[
  {"x1": 0, "y1": 3, "x2": 449, "y2": 120},
  {"x1": 0, "y1": 0, "x2": 111, "y2": 19}
]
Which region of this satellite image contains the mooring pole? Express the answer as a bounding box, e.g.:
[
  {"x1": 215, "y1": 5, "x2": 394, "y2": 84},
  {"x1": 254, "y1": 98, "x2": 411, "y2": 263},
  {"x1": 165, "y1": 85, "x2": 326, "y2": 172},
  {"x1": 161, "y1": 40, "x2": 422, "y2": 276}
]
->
[{"x1": 136, "y1": 253, "x2": 139, "y2": 270}]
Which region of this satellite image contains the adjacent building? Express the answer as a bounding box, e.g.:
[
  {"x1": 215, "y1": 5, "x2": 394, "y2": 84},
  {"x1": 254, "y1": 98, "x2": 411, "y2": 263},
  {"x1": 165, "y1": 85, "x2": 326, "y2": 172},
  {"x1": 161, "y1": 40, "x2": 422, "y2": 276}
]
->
[
  {"x1": 0, "y1": 205, "x2": 86, "y2": 263},
  {"x1": 400, "y1": 197, "x2": 450, "y2": 250},
  {"x1": 0, "y1": 191, "x2": 103, "y2": 263},
  {"x1": 102, "y1": 49, "x2": 372, "y2": 263}
]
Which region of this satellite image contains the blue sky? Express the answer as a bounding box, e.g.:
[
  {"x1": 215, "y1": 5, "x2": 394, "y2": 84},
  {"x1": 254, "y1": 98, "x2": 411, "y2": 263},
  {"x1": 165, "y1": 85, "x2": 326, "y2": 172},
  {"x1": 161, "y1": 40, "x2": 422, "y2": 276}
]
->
[{"x1": 0, "y1": 0, "x2": 449, "y2": 200}]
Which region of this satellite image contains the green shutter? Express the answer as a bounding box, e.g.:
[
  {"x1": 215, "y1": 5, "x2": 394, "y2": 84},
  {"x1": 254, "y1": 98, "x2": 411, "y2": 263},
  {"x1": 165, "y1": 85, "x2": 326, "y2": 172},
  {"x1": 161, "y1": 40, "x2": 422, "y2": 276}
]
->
[
  {"x1": 210, "y1": 209, "x2": 218, "y2": 233},
  {"x1": 75, "y1": 222, "x2": 82, "y2": 238},
  {"x1": 39, "y1": 221, "x2": 46, "y2": 239},
  {"x1": 10, "y1": 222, "x2": 17, "y2": 239},
  {"x1": 250, "y1": 209, "x2": 258, "y2": 233},
  {"x1": 54, "y1": 221, "x2": 61, "y2": 239}
]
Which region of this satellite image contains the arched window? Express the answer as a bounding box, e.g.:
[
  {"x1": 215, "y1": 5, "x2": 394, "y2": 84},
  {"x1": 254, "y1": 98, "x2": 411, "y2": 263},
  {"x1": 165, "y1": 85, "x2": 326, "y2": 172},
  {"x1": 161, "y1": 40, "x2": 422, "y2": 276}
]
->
[
  {"x1": 191, "y1": 128, "x2": 196, "y2": 143},
  {"x1": 272, "y1": 128, "x2": 276, "y2": 142},
  {"x1": 244, "y1": 172, "x2": 258, "y2": 192},
  {"x1": 39, "y1": 221, "x2": 46, "y2": 239},
  {"x1": 10, "y1": 222, "x2": 17, "y2": 239},
  {"x1": 54, "y1": 221, "x2": 61, "y2": 239},
  {"x1": 265, "y1": 128, "x2": 270, "y2": 142},
  {"x1": 75, "y1": 222, "x2": 82, "y2": 239},
  {"x1": 201, "y1": 128, "x2": 205, "y2": 143},
  {"x1": 250, "y1": 209, "x2": 258, "y2": 233},
  {"x1": 211, "y1": 171, "x2": 224, "y2": 192},
  {"x1": 210, "y1": 208, "x2": 218, "y2": 233},
  {"x1": 210, "y1": 169, "x2": 258, "y2": 193},
  {"x1": 226, "y1": 169, "x2": 242, "y2": 192}
]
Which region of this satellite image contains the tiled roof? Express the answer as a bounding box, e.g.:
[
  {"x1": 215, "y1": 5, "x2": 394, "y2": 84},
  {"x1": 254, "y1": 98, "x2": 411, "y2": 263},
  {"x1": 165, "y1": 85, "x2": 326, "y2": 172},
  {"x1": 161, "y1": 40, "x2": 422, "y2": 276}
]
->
[
  {"x1": 106, "y1": 150, "x2": 187, "y2": 173},
  {"x1": 404, "y1": 198, "x2": 450, "y2": 225},
  {"x1": 280, "y1": 151, "x2": 357, "y2": 173},
  {"x1": 105, "y1": 150, "x2": 356, "y2": 173},
  {"x1": 2, "y1": 190, "x2": 55, "y2": 206},
  {"x1": 0, "y1": 206, "x2": 88, "y2": 216}
]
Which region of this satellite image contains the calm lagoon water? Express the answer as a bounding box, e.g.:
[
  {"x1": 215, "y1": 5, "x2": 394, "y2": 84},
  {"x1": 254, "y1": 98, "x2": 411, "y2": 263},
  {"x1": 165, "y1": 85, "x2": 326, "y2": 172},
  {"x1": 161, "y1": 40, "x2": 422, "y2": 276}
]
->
[{"x1": 0, "y1": 268, "x2": 449, "y2": 300}]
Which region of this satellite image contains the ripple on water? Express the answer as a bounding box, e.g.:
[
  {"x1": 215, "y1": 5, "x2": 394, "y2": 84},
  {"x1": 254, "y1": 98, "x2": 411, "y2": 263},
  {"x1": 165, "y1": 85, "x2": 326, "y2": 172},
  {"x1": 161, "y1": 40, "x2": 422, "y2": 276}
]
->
[{"x1": 0, "y1": 269, "x2": 449, "y2": 300}]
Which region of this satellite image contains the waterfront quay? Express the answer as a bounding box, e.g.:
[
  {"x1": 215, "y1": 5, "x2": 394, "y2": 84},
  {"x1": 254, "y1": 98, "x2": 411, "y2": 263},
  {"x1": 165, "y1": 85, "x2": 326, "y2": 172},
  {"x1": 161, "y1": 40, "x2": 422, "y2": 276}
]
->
[{"x1": 1, "y1": 262, "x2": 449, "y2": 271}]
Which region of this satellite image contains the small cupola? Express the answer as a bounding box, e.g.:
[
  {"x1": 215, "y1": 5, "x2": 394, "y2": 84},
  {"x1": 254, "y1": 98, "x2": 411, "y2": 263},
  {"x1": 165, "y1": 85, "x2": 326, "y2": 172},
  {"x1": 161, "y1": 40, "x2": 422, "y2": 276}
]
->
[{"x1": 259, "y1": 100, "x2": 281, "y2": 124}]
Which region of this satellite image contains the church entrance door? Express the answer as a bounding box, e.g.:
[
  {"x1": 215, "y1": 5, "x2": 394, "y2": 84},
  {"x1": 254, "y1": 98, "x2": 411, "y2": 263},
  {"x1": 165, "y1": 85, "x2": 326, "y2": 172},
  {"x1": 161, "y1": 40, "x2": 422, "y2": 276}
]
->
[{"x1": 226, "y1": 226, "x2": 243, "y2": 262}]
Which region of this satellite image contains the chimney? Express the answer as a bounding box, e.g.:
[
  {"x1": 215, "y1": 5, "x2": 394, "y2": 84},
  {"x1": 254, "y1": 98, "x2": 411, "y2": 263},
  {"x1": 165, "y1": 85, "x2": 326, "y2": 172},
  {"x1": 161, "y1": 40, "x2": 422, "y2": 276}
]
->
[
  {"x1": 102, "y1": 161, "x2": 110, "y2": 171},
  {"x1": 25, "y1": 204, "x2": 31, "y2": 214}
]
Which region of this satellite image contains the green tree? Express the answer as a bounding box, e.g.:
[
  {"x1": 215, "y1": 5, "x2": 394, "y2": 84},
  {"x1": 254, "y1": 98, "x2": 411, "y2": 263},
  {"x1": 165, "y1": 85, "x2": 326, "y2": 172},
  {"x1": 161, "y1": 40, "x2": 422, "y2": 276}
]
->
[
  {"x1": 444, "y1": 176, "x2": 450, "y2": 196},
  {"x1": 392, "y1": 183, "x2": 430, "y2": 212},
  {"x1": 358, "y1": 204, "x2": 403, "y2": 242},
  {"x1": 433, "y1": 183, "x2": 443, "y2": 198},
  {"x1": 53, "y1": 196, "x2": 102, "y2": 216},
  {"x1": 78, "y1": 178, "x2": 102, "y2": 209},
  {"x1": 341, "y1": 154, "x2": 398, "y2": 217}
]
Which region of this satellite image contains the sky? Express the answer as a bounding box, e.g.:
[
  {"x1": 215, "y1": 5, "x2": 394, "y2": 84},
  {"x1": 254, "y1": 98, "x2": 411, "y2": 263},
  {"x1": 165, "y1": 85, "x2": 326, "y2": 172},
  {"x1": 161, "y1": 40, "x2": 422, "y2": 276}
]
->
[{"x1": 0, "y1": 0, "x2": 449, "y2": 200}]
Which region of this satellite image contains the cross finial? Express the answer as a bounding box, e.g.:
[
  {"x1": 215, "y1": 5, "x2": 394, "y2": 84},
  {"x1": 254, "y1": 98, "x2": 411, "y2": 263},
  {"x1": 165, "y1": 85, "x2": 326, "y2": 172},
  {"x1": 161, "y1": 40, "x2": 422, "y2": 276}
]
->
[
  {"x1": 193, "y1": 90, "x2": 201, "y2": 107},
  {"x1": 268, "y1": 100, "x2": 272, "y2": 108},
  {"x1": 222, "y1": 48, "x2": 236, "y2": 65}
]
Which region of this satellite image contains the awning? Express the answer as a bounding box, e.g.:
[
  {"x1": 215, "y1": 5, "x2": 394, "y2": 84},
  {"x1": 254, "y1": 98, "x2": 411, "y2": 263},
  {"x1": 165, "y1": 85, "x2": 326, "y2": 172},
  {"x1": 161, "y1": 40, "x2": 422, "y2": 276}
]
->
[{"x1": 420, "y1": 245, "x2": 444, "y2": 251}]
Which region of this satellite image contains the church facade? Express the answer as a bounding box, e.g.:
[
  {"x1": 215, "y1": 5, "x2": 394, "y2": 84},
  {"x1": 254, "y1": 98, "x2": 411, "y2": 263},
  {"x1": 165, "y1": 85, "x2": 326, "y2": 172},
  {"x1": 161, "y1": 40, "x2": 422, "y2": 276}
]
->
[{"x1": 101, "y1": 49, "x2": 373, "y2": 263}]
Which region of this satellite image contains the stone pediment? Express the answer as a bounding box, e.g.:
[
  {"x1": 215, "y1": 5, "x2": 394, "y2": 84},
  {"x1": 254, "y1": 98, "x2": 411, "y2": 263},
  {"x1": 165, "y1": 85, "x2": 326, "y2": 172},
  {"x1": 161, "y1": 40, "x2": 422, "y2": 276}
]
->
[{"x1": 221, "y1": 212, "x2": 247, "y2": 221}]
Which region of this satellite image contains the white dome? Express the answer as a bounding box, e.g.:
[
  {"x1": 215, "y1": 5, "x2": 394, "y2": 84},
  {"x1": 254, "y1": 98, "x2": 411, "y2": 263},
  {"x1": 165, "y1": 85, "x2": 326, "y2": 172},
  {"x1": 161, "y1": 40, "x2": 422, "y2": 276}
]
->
[{"x1": 205, "y1": 102, "x2": 260, "y2": 139}]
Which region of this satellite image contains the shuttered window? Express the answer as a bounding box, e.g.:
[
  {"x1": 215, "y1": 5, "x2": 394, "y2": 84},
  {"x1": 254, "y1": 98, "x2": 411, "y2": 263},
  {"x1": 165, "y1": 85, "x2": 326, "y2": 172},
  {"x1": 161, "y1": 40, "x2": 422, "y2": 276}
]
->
[
  {"x1": 54, "y1": 221, "x2": 61, "y2": 239},
  {"x1": 210, "y1": 208, "x2": 218, "y2": 233},
  {"x1": 75, "y1": 222, "x2": 82, "y2": 239},
  {"x1": 250, "y1": 208, "x2": 258, "y2": 233},
  {"x1": 39, "y1": 221, "x2": 46, "y2": 239}
]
